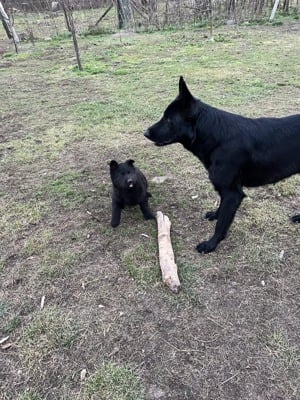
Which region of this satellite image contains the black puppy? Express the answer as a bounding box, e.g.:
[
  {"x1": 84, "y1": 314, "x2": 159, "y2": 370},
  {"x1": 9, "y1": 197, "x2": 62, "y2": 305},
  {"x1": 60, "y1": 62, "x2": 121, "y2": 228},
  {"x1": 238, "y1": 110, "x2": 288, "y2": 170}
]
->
[
  {"x1": 144, "y1": 76, "x2": 300, "y2": 253},
  {"x1": 109, "y1": 159, "x2": 154, "y2": 227}
]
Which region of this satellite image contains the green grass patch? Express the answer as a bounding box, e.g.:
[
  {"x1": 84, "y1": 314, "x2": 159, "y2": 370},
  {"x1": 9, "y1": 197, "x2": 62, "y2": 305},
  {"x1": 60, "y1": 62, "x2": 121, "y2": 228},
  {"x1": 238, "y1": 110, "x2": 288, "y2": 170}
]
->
[
  {"x1": 0, "y1": 199, "x2": 48, "y2": 241},
  {"x1": 16, "y1": 391, "x2": 41, "y2": 400},
  {"x1": 40, "y1": 249, "x2": 80, "y2": 279},
  {"x1": 267, "y1": 331, "x2": 300, "y2": 367},
  {"x1": 23, "y1": 230, "x2": 54, "y2": 257},
  {"x1": 20, "y1": 306, "x2": 78, "y2": 374},
  {"x1": 71, "y1": 62, "x2": 107, "y2": 75},
  {"x1": 85, "y1": 362, "x2": 145, "y2": 400},
  {"x1": 121, "y1": 241, "x2": 160, "y2": 286},
  {"x1": 36, "y1": 171, "x2": 89, "y2": 209}
]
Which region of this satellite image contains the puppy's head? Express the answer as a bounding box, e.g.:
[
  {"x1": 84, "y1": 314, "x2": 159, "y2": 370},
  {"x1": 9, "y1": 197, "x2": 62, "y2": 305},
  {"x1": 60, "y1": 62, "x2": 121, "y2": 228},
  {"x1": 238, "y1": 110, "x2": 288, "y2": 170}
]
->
[{"x1": 109, "y1": 159, "x2": 137, "y2": 190}]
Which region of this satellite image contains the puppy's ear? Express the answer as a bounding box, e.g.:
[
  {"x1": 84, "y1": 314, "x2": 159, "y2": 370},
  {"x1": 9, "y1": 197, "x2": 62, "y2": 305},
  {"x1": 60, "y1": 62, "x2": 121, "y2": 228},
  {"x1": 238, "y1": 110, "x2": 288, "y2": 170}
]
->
[
  {"x1": 126, "y1": 159, "x2": 135, "y2": 166},
  {"x1": 178, "y1": 76, "x2": 194, "y2": 103},
  {"x1": 109, "y1": 160, "x2": 118, "y2": 169}
]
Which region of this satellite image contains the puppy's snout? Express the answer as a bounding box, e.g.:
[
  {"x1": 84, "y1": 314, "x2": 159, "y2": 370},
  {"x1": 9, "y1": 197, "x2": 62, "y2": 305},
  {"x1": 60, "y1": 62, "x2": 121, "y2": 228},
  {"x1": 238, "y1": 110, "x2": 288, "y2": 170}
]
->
[{"x1": 127, "y1": 178, "x2": 134, "y2": 188}]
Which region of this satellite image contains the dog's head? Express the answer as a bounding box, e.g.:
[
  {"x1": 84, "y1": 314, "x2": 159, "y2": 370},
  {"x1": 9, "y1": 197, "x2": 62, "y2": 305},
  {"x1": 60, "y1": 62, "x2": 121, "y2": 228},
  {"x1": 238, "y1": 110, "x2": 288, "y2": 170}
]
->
[
  {"x1": 144, "y1": 77, "x2": 199, "y2": 146},
  {"x1": 109, "y1": 159, "x2": 137, "y2": 189}
]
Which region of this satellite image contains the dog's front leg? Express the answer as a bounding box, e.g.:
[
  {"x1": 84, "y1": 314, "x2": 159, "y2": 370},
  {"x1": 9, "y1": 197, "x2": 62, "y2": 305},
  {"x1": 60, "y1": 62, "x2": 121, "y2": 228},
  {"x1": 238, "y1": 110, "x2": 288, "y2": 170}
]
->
[
  {"x1": 291, "y1": 214, "x2": 300, "y2": 223},
  {"x1": 111, "y1": 200, "x2": 122, "y2": 227},
  {"x1": 196, "y1": 188, "x2": 245, "y2": 253}
]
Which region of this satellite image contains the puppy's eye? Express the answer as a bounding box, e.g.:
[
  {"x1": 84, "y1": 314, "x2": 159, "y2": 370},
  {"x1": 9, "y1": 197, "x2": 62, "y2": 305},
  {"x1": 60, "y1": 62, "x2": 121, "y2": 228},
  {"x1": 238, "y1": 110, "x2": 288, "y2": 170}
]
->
[{"x1": 166, "y1": 118, "x2": 172, "y2": 125}]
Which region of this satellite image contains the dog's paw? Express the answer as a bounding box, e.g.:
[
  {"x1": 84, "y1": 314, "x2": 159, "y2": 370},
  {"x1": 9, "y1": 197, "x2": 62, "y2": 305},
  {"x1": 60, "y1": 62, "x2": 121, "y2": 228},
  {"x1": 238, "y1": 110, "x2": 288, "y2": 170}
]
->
[
  {"x1": 111, "y1": 220, "x2": 120, "y2": 228},
  {"x1": 205, "y1": 210, "x2": 218, "y2": 221},
  {"x1": 291, "y1": 214, "x2": 300, "y2": 223},
  {"x1": 196, "y1": 240, "x2": 217, "y2": 254},
  {"x1": 144, "y1": 212, "x2": 155, "y2": 220}
]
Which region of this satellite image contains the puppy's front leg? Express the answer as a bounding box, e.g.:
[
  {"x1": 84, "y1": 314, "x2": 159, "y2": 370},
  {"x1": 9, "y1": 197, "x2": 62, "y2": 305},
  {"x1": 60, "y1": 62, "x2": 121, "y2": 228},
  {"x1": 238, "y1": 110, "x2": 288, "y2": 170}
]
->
[
  {"x1": 139, "y1": 200, "x2": 155, "y2": 220},
  {"x1": 197, "y1": 188, "x2": 245, "y2": 253}
]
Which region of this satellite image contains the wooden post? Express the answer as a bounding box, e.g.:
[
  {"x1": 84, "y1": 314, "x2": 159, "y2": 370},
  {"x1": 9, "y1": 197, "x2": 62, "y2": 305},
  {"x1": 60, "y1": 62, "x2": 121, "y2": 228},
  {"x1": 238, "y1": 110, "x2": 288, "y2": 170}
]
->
[
  {"x1": 60, "y1": 0, "x2": 82, "y2": 71},
  {"x1": 270, "y1": 0, "x2": 280, "y2": 21},
  {"x1": 0, "y1": 1, "x2": 19, "y2": 53}
]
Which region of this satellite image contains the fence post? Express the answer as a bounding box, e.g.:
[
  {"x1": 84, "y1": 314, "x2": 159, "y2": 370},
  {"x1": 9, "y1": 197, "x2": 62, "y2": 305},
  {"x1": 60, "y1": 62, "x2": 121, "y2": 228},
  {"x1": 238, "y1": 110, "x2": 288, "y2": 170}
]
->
[{"x1": 0, "y1": 1, "x2": 19, "y2": 53}]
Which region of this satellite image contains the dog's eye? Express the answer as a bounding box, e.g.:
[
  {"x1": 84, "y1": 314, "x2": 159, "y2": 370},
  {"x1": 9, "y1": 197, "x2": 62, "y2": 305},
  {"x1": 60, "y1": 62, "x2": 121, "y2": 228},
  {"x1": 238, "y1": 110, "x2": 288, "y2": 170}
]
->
[{"x1": 166, "y1": 118, "x2": 172, "y2": 125}]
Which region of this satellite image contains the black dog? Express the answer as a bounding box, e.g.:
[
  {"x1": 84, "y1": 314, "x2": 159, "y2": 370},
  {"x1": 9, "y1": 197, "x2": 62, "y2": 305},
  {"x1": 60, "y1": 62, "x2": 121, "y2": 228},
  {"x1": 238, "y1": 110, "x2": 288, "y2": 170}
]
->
[
  {"x1": 109, "y1": 159, "x2": 154, "y2": 227},
  {"x1": 144, "y1": 76, "x2": 300, "y2": 253}
]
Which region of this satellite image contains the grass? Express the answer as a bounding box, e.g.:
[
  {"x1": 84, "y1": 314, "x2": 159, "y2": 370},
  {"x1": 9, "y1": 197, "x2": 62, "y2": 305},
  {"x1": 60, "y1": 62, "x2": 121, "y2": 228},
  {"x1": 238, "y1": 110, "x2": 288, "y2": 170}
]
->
[
  {"x1": 266, "y1": 330, "x2": 300, "y2": 369},
  {"x1": 85, "y1": 362, "x2": 145, "y2": 400},
  {"x1": 20, "y1": 306, "x2": 78, "y2": 377},
  {"x1": 0, "y1": 17, "x2": 300, "y2": 400}
]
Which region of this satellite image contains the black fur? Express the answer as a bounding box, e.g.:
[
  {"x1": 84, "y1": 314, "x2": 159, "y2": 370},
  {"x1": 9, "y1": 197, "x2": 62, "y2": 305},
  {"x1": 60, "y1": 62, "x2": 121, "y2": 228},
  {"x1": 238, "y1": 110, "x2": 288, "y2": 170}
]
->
[
  {"x1": 109, "y1": 159, "x2": 154, "y2": 227},
  {"x1": 144, "y1": 76, "x2": 300, "y2": 253}
]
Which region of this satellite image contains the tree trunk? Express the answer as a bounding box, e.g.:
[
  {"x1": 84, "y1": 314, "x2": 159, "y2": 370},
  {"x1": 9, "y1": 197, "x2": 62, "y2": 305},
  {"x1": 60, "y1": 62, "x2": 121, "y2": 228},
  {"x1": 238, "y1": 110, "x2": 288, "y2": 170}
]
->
[{"x1": 116, "y1": 0, "x2": 133, "y2": 29}]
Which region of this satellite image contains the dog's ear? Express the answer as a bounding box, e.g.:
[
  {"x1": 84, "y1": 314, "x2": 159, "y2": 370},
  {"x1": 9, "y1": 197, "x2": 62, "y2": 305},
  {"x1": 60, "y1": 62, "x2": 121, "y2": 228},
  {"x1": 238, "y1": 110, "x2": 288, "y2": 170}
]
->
[
  {"x1": 178, "y1": 76, "x2": 193, "y2": 103},
  {"x1": 126, "y1": 159, "x2": 135, "y2": 166},
  {"x1": 109, "y1": 160, "x2": 118, "y2": 169}
]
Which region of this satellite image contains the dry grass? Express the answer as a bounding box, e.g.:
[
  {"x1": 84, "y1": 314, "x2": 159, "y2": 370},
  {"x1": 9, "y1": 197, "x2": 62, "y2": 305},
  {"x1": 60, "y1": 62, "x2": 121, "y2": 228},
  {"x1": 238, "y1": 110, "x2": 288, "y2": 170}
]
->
[{"x1": 0, "y1": 19, "x2": 299, "y2": 400}]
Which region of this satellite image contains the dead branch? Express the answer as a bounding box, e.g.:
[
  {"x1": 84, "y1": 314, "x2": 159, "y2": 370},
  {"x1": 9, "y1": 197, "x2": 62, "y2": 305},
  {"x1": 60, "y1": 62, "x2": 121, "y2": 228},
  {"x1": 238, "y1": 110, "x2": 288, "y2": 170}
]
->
[{"x1": 156, "y1": 211, "x2": 181, "y2": 293}]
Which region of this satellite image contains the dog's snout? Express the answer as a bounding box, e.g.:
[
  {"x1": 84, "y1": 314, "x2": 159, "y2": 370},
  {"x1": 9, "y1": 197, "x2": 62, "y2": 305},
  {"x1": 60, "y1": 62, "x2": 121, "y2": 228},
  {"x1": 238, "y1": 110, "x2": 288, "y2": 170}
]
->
[{"x1": 144, "y1": 129, "x2": 150, "y2": 138}]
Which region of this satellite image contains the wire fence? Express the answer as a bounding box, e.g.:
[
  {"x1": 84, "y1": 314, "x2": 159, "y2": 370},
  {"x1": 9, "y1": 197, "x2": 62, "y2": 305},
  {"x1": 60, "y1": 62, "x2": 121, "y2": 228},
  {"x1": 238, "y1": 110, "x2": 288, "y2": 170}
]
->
[{"x1": 1, "y1": 0, "x2": 300, "y2": 41}]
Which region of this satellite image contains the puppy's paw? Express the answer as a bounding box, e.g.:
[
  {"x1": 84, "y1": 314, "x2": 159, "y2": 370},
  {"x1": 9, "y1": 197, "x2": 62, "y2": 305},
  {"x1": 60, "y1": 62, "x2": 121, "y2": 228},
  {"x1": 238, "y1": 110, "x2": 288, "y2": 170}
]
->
[
  {"x1": 205, "y1": 210, "x2": 218, "y2": 221},
  {"x1": 291, "y1": 214, "x2": 300, "y2": 223},
  {"x1": 196, "y1": 240, "x2": 217, "y2": 254}
]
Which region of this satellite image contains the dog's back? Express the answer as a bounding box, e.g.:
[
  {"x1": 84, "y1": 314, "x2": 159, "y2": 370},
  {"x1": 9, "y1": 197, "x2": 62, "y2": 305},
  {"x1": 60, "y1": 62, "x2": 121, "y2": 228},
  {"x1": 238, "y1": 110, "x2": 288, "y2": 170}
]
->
[{"x1": 202, "y1": 111, "x2": 300, "y2": 187}]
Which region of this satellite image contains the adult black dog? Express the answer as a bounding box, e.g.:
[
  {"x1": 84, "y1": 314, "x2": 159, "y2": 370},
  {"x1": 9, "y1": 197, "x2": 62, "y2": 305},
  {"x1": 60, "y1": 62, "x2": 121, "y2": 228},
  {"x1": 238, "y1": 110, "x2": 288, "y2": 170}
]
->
[{"x1": 144, "y1": 76, "x2": 300, "y2": 253}]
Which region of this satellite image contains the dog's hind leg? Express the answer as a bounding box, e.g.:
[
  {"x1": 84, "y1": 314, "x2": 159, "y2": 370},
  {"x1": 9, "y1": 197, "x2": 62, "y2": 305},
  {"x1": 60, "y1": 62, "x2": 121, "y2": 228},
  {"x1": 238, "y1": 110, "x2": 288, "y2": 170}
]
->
[
  {"x1": 291, "y1": 214, "x2": 300, "y2": 223},
  {"x1": 196, "y1": 187, "x2": 245, "y2": 253}
]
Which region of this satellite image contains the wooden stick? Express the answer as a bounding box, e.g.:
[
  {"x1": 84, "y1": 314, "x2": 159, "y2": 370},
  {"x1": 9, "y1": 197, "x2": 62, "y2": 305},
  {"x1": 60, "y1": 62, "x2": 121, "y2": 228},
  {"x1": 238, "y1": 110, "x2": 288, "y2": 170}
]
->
[{"x1": 156, "y1": 211, "x2": 181, "y2": 293}]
